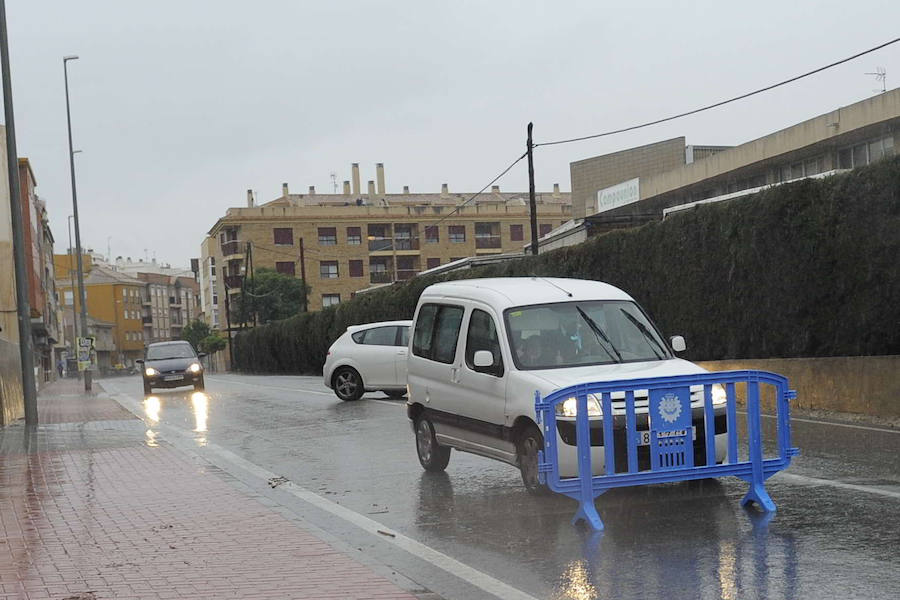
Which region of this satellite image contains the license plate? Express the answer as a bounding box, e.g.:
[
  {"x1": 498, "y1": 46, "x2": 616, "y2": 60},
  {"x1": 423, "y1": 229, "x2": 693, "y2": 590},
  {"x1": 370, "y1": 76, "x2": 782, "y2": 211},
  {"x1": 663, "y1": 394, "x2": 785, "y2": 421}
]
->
[
  {"x1": 163, "y1": 375, "x2": 183, "y2": 381},
  {"x1": 637, "y1": 428, "x2": 696, "y2": 446}
]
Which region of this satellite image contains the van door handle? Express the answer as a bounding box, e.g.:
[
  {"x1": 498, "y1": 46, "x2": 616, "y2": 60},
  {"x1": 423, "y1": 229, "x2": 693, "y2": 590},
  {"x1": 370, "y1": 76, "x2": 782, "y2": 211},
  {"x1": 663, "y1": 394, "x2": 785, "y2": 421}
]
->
[{"x1": 450, "y1": 366, "x2": 459, "y2": 383}]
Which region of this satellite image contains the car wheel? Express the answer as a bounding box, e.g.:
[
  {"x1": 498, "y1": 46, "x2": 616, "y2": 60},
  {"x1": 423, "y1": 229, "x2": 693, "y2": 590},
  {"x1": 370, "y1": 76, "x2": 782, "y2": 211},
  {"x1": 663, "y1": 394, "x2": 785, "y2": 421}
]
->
[
  {"x1": 194, "y1": 376, "x2": 205, "y2": 391},
  {"x1": 143, "y1": 380, "x2": 152, "y2": 395},
  {"x1": 385, "y1": 390, "x2": 406, "y2": 399},
  {"x1": 333, "y1": 367, "x2": 364, "y2": 401},
  {"x1": 518, "y1": 425, "x2": 550, "y2": 495},
  {"x1": 415, "y1": 417, "x2": 451, "y2": 472}
]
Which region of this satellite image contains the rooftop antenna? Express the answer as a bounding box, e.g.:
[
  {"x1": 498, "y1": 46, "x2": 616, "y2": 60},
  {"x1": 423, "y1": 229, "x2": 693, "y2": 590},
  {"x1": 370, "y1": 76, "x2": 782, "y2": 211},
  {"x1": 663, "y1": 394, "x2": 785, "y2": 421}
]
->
[
  {"x1": 866, "y1": 67, "x2": 886, "y2": 93},
  {"x1": 330, "y1": 171, "x2": 338, "y2": 193}
]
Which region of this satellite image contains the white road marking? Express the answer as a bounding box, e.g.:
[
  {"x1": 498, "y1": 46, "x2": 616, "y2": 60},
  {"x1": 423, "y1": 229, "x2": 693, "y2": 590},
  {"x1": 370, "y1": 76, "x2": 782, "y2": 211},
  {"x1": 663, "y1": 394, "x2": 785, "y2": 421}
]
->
[
  {"x1": 759, "y1": 412, "x2": 900, "y2": 435},
  {"x1": 106, "y1": 387, "x2": 539, "y2": 600},
  {"x1": 206, "y1": 375, "x2": 334, "y2": 396},
  {"x1": 775, "y1": 472, "x2": 900, "y2": 500}
]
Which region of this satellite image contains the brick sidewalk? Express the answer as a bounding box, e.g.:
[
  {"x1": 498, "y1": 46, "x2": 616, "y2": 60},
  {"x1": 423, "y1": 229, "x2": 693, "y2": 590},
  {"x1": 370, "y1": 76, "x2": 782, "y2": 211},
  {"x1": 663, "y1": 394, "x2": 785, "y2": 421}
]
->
[{"x1": 0, "y1": 379, "x2": 422, "y2": 600}]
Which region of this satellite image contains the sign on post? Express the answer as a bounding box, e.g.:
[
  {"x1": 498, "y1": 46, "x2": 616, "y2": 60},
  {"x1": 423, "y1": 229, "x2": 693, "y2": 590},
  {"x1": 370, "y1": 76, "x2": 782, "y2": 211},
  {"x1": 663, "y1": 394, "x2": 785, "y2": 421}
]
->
[{"x1": 76, "y1": 336, "x2": 96, "y2": 372}]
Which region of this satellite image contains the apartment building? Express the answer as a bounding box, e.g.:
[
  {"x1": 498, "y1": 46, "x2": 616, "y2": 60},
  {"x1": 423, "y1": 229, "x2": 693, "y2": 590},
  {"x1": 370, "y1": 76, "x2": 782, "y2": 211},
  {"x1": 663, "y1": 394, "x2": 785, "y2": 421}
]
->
[
  {"x1": 136, "y1": 272, "x2": 200, "y2": 343},
  {"x1": 55, "y1": 257, "x2": 145, "y2": 369},
  {"x1": 201, "y1": 165, "x2": 571, "y2": 320}
]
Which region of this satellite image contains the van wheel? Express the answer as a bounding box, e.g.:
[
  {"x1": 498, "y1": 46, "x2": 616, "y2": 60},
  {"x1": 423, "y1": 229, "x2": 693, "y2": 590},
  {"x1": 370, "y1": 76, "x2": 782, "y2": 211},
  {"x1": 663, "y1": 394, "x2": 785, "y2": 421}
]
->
[
  {"x1": 518, "y1": 425, "x2": 550, "y2": 495},
  {"x1": 415, "y1": 417, "x2": 451, "y2": 472},
  {"x1": 333, "y1": 367, "x2": 364, "y2": 401}
]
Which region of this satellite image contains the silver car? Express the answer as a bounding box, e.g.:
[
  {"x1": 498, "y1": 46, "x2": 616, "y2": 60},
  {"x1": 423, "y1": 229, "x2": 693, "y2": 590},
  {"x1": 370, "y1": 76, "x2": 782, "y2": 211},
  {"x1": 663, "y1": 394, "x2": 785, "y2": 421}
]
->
[{"x1": 323, "y1": 320, "x2": 412, "y2": 401}]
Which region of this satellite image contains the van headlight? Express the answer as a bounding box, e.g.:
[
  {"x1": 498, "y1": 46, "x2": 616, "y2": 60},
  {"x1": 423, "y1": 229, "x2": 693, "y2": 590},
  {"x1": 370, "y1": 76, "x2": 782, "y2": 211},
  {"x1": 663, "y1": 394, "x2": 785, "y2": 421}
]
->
[
  {"x1": 712, "y1": 384, "x2": 728, "y2": 406},
  {"x1": 187, "y1": 363, "x2": 202, "y2": 373},
  {"x1": 145, "y1": 367, "x2": 158, "y2": 376},
  {"x1": 556, "y1": 395, "x2": 603, "y2": 417}
]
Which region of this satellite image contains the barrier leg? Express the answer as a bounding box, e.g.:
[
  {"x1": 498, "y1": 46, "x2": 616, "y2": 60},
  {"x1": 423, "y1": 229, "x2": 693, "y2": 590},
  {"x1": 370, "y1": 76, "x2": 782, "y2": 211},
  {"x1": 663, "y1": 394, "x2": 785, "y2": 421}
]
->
[
  {"x1": 572, "y1": 394, "x2": 604, "y2": 531},
  {"x1": 741, "y1": 380, "x2": 776, "y2": 512}
]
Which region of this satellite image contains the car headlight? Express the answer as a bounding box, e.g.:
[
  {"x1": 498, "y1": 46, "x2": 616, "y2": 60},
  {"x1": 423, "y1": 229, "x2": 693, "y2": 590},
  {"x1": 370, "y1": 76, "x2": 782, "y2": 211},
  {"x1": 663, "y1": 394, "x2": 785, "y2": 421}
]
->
[
  {"x1": 187, "y1": 363, "x2": 202, "y2": 373},
  {"x1": 145, "y1": 367, "x2": 158, "y2": 376},
  {"x1": 712, "y1": 383, "x2": 728, "y2": 406},
  {"x1": 556, "y1": 395, "x2": 603, "y2": 417}
]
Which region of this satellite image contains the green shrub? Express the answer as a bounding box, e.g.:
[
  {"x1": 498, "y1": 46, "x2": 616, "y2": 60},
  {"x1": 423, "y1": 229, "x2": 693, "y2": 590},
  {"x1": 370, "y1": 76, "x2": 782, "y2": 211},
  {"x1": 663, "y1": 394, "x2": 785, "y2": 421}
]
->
[{"x1": 234, "y1": 157, "x2": 900, "y2": 373}]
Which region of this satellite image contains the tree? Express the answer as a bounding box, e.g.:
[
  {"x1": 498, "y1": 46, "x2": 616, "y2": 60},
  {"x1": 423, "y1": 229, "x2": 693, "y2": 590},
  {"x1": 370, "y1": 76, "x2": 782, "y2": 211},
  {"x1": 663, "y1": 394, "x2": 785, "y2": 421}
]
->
[
  {"x1": 234, "y1": 268, "x2": 308, "y2": 325},
  {"x1": 181, "y1": 319, "x2": 212, "y2": 353},
  {"x1": 199, "y1": 333, "x2": 227, "y2": 355}
]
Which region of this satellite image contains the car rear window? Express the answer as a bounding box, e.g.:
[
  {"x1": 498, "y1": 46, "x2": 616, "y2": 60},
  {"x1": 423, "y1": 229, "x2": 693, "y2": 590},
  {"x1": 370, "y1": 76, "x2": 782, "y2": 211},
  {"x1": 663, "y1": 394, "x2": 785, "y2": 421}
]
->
[{"x1": 352, "y1": 326, "x2": 399, "y2": 346}]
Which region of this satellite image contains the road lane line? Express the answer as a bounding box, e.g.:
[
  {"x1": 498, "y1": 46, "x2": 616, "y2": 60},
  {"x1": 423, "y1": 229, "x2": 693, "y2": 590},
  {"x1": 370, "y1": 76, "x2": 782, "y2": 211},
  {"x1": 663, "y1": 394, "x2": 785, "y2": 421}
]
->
[
  {"x1": 758, "y1": 412, "x2": 900, "y2": 434},
  {"x1": 775, "y1": 472, "x2": 900, "y2": 500},
  {"x1": 206, "y1": 375, "x2": 334, "y2": 396},
  {"x1": 107, "y1": 387, "x2": 540, "y2": 600}
]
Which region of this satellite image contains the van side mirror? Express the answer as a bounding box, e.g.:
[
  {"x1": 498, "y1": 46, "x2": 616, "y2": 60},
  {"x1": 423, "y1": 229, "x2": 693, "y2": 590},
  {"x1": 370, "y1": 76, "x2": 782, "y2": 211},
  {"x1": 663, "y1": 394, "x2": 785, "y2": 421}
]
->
[
  {"x1": 670, "y1": 336, "x2": 686, "y2": 353},
  {"x1": 473, "y1": 350, "x2": 494, "y2": 368},
  {"x1": 135, "y1": 359, "x2": 144, "y2": 364},
  {"x1": 198, "y1": 352, "x2": 208, "y2": 358}
]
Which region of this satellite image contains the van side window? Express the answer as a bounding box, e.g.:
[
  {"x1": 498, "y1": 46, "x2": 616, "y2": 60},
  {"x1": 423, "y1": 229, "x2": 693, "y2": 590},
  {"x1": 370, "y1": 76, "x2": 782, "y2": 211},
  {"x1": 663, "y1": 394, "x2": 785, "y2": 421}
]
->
[
  {"x1": 413, "y1": 303, "x2": 464, "y2": 364},
  {"x1": 465, "y1": 309, "x2": 504, "y2": 377}
]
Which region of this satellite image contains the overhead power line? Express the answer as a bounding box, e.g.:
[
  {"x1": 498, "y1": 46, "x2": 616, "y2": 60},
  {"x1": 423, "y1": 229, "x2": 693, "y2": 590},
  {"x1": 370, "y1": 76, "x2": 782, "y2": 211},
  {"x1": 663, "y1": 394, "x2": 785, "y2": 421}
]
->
[
  {"x1": 535, "y1": 36, "x2": 900, "y2": 148},
  {"x1": 424, "y1": 151, "x2": 528, "y2": 232}
]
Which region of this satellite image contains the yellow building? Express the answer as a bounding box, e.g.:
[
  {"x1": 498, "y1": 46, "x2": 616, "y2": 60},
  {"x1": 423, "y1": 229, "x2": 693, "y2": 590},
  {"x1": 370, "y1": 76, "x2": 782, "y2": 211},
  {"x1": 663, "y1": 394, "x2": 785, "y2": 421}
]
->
[
  {"x1": 54, "y1": 255, "x2": 145, "y2": 367},
  {"x1": 199, "y1": 166, "x2": 571, "y2": 325}
]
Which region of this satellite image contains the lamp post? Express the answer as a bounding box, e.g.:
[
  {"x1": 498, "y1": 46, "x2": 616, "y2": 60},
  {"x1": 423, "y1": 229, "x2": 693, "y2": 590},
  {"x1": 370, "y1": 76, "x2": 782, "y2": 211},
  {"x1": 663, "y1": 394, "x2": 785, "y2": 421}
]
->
[
  {"x1": 67, "y1": 215, "x2": 78, "y2": 360},
  {"x1": 64, "y1": 54, "x2": 91, "y2": 392},
  {"x1": 1, "y1": 0, "x2": 38, "y2": 423}
]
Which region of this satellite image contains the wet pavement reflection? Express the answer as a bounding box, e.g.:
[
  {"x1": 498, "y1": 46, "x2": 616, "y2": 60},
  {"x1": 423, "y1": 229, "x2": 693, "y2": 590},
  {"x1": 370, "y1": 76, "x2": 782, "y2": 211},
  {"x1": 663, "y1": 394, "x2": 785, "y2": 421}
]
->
[{"x1": 99, "y1": 374, "x2": 900, "y2": 600}]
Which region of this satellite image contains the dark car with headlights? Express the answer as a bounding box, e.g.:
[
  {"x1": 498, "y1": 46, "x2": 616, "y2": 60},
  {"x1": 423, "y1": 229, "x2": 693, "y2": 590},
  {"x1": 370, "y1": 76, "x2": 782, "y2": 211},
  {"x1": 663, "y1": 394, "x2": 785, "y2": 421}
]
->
[{"x1": 137, "y1": 341, "x2": 205, "y2": 395}]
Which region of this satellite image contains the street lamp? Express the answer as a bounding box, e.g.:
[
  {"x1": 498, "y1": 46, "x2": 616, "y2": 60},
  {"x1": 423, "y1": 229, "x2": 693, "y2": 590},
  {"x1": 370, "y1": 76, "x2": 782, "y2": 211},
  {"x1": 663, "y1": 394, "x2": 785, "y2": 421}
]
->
[
  {"x1": 64, "y1": 54, "x2": 92, "y2": 392},
  {"x1": 66, "y1": 215, "x2": 78, "y2": 352}
]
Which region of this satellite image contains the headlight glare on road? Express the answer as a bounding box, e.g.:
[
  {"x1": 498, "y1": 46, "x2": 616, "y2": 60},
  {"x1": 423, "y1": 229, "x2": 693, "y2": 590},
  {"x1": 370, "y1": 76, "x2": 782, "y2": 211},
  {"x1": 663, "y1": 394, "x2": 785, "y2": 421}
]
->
[
  {"x1": 556, "y1": 395, "x2": 603, "y2": 417},
  {"x1": 188, "y1": 363, "x2": 202, "y2": 373},
  {"x1": 145, "y1": 367, "x2": 158, "y2": 376},
  {"x1": 712, "y1": 384, "x2": 728, "y2": 406}
]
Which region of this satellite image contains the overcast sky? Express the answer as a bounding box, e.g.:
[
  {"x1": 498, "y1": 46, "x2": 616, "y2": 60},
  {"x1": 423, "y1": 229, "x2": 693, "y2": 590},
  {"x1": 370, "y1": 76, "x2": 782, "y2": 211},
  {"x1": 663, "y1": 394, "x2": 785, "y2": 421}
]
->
[{"x1": 6, "y1": 1, "x2": 900, "y2": 267}]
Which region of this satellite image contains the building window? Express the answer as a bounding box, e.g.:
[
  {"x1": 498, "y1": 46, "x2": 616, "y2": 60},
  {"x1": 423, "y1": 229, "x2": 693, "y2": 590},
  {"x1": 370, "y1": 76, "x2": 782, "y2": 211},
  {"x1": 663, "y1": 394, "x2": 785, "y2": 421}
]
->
[
  {"x1": 347, "y1": 227, "x2": 361, "y2": 245},
  {"x1": 273, "y1": 228, "x2": 293, "y2": 246},
  {"x1": 448, "y1": 225, "x2": 466, "y2": 243},
  {"x1": 425, "y1": 226, "x2": 439, "y2": 244},
  {"x1": 275, "y1": 261, "x2": 296, "y2": 276},
  {"x1": 318, "y1": 227, "x2": 337, "y2": 245},
  {"x1": 426, "y1": 257, "x2": 440, "y2": 270},
  {"x1": 210, "y1": 257, "x2": 216, "y2": 277},
  {"x1": 510, "y1": 224, "x2": 524, "y2": 242},
  {"x1": 349, "y1": 260, "x2": 363, "y2": 277},
  {"x1": 212, "y1": 294, "x2": 218, "y2": 305},
  {"x1": 122, "y1": 289, "x2": 127, "y2": 298},
  {"x1": 474, "y1": 222, "x2": 501, "y2": 249},
  {"x1": 539, "y1": 224, "x2": 552, "y2": 237},
  {"x1": 322, "y1": 294, "x2": 341, "y2": 307},
  {"x1": 64, "y1": 290, "x2": 73, "y2": 305},
  {"x1": 319, "y1": 261, "x2": 339, "y2": 279}
]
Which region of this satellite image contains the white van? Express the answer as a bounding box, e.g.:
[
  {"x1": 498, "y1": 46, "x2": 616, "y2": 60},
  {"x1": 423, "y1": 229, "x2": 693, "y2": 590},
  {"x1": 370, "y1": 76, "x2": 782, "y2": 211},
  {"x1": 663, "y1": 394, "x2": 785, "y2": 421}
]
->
[{"x1": 406, "y1": 277, "x2": 728, "y2": 492}]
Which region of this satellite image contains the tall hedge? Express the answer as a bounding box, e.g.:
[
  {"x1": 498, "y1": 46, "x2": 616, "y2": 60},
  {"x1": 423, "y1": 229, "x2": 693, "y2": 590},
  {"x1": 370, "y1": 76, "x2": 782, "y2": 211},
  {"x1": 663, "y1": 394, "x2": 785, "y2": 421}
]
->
[{"x1": 234, "y1": 157, "x2": 900, "y2": 374}]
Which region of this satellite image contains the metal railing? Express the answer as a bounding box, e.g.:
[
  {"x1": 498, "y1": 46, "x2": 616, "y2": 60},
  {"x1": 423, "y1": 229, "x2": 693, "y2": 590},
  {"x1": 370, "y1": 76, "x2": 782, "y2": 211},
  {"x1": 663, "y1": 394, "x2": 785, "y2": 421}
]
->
[
  {"x1": 369, "y1": 271, "x2": 392, "y2": 284},
  {"x1": 534, "y1": 370, "x2": 798, "y2": 531},
  {"x1": 475, "y1": 235, "x2": 502, "y2": 249},
  {"x1": 220, "y1": 240, "x2": 241, "y2": 256}
]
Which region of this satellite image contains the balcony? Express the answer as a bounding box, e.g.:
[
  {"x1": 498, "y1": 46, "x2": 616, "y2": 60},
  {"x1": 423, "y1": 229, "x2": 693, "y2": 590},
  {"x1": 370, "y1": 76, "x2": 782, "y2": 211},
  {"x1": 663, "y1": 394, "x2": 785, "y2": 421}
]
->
[
  {"x1": 169, "y1": 296, "x2": 182, "y2": 307},
  {"x1": 224, "y1": 275, "x2": 243, "y2": 289},
  {"x1": 397, "y1": 269, "x2": 418, "y2": 281},
  {"x1": 368, "y1": 237, "x2": 393, "y2": 252},
  {"x1": 142, "y1": 316, "x2": 153, "y2": 324},
  {"x1": 393, "y1": 237, "x2": 420, "y2": 251},
  {"x1": 475, "y1": 235, "x2": 502, "y2": 249},
  {"x1": 221, "y1": 240, "x2": 241, "y2": 257},
  {"x1": 370, "y1": 271, "x2": 392, "y2": 284}
]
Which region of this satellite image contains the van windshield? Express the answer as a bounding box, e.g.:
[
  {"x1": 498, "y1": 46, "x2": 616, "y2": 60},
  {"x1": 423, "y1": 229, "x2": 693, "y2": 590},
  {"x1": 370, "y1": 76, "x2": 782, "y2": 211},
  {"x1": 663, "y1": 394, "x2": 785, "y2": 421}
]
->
[{"x1": 505, "y1": 300, "x2": 671, "y2": 370}]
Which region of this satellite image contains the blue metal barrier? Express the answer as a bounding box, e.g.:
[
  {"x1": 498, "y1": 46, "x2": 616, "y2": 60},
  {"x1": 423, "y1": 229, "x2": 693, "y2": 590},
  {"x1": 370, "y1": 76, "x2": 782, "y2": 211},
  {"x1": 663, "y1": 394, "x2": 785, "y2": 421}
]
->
[{"x1": 534, "y1": 370, "x2": 799, "y2": 531}]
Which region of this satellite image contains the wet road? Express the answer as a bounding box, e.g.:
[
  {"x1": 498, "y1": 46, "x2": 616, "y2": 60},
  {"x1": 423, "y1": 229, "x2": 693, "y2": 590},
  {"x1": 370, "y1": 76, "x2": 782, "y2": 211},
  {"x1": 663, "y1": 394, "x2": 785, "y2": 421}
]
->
[{"x1": 100, "y1": 374, "x2": 900, "y2": 600}]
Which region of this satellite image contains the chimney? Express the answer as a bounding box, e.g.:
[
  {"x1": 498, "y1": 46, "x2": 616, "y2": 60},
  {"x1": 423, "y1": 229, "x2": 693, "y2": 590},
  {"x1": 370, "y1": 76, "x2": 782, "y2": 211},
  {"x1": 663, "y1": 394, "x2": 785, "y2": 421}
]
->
[
  {"x1": 282, "y1": 182, "x2": 289, "y2": 196},
  {"x1": 343, "y1": 180, "x2": 351, "y2": 195},
  {"x1": 376, "y1": 163, "x2": 386, "y2": 195},
  {"x1": 553, "y1": 183, "x2": 560, "y2": 198},
  {"x1": 246, "y1": 189, "x2": 254, "y2": 207},
  {"x1": 352, "y1": 163, "x2": 361, "y2": 195},
  {"x1": 441, "y1": 183, "x2": 449, "y2": 198},
  {"x1": 308, "y1": 185, "x2": 316, "y2": 195},
  {"x1": 491, "y1": 185, "x2": 500, "y2": 194},
  {"x1": 367, "y1": 180, "x2": 376, "y2": 197},
  {"x1": 403, "y1": 185, "x2": 410, "y2": 194}
]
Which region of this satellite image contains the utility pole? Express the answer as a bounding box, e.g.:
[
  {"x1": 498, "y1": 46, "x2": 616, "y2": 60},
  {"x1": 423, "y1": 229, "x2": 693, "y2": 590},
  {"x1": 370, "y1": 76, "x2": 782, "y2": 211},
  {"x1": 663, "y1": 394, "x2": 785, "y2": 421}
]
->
[
  {"x1": 0, "y1": 0, "x2": 38, "y2": 424},
  {"x1": 527, "y1": 122, "x2": 539, "y2": 256},
  {"x1": 223, "y1": 277, "x2": 233, "y2": 371},
  {"x1": 298, "y1": 237, "x2": 307, "y2": 312},
  {"x1": 67, "y1": 216, "x2": 78, "y2": 366},
  {"x1": 63, "y1": 54, "x2": 90, "y2": 392}
]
